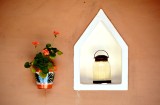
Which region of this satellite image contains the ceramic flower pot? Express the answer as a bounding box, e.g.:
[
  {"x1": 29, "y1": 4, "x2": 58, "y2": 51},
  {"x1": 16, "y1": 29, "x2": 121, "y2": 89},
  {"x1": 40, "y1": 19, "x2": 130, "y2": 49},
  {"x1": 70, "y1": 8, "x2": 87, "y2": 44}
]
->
[{"x1": 35, "y1": 70, "x2": 55, "y2": 89}]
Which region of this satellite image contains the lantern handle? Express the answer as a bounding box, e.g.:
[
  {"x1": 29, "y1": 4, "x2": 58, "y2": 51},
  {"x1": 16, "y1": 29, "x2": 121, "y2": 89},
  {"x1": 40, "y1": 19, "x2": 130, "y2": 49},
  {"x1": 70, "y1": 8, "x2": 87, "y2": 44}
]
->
[{"x1": 94, "y1": 50, "x2": 109, "y2": 58}]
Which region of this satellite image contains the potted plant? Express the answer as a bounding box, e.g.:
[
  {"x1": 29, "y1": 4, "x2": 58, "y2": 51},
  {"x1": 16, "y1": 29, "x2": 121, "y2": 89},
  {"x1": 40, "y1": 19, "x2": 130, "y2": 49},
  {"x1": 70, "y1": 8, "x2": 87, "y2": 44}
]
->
[{"x1": 24, "y1": 31, "x2": 63, "y2": 89}]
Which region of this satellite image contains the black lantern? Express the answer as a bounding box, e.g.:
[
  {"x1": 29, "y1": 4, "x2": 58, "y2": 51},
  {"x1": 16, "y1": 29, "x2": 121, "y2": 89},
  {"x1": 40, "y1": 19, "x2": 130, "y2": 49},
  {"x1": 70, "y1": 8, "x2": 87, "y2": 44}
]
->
[{"x1": 93, "y1": 50, "x2": 111, "y2": 84}]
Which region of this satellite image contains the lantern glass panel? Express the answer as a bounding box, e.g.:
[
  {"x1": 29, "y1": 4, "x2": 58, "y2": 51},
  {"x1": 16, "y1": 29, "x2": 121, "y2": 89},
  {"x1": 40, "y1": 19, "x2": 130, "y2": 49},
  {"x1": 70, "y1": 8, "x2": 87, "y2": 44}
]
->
[{"x1": 93, "y1": 61, "x2": 111, "y2": 83}]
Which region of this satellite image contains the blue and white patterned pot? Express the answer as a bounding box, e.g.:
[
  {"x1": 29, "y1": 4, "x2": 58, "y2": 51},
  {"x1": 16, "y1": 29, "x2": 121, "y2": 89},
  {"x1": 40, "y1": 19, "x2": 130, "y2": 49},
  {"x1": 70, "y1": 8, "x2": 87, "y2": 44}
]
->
[{"x1": 35, "y1": 71, "x2": 55, "y2": 89}]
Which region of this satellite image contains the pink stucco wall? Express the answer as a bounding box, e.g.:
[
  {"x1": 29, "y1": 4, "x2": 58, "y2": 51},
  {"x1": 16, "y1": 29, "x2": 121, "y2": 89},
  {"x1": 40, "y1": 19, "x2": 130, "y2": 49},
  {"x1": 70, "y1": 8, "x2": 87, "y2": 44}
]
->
[{"x1": 0, "y1": 0, "x2": 160, "y2": 105}]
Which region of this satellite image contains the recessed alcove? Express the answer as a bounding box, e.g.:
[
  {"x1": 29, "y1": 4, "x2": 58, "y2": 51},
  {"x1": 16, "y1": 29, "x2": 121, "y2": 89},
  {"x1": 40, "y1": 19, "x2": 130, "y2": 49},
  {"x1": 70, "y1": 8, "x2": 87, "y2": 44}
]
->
[{"x1": 74, "y1": 9, "x2": 128, "y2": 90}]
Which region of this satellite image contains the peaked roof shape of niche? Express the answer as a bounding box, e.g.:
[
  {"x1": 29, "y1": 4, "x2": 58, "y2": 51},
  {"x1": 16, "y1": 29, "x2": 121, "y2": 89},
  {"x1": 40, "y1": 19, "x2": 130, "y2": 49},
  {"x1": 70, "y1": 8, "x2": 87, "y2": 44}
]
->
[{"x1": 74, "y1": 9, "x2": 128, "y2": 90}]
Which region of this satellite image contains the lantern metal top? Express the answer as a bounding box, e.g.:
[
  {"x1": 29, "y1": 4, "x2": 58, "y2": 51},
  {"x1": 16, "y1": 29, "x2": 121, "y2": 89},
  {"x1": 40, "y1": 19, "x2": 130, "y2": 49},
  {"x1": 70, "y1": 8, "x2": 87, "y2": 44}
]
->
[{"x1": 94, "y1": 50, "x2": 109, "y2": 61}]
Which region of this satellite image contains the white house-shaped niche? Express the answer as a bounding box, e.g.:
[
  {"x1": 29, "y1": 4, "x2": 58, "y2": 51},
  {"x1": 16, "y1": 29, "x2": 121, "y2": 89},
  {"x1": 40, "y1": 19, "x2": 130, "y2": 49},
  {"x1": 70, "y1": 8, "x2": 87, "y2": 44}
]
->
[{"x1": 74, "y1": 9, "x2": 128, "y2": 90}]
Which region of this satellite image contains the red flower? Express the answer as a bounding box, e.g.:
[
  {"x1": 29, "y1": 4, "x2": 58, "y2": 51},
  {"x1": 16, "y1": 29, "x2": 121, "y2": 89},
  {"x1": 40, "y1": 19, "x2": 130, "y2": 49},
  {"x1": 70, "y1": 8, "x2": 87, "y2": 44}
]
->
[
  {"x1": 42, "y1": 49, "x2": 49, "y2": 56},
  {"x1": 53, "y1": 31, "x2": 60, "y2": 35},
  {"x1": 32, "y1": 41, "x2": 39, "y2": 46},
  {"x1": 53, "y1": 31, "x2": 60, "y2": 36},
  {"x1": 32, "y1": 41, "x2": 39, "y2": 48}
]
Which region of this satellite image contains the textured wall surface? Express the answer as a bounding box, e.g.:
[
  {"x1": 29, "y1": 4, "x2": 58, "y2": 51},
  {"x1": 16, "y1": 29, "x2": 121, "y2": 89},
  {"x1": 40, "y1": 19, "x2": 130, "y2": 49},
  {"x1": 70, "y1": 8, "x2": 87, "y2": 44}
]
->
[{"x1": 0, "y1": 0, "x2": 160, "y2": 105}]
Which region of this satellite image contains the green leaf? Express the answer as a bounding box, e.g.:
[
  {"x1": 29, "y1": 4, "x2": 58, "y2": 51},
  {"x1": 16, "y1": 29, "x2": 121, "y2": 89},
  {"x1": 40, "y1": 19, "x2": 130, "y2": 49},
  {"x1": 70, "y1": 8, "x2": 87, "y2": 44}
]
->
[
  {"x1": 46, "y1": 43, "x2": 51, "y2": 48},
  {"x1": 42, "y1": 67, "x2": 49, "y2": 74},
  {"x1": 39, "y1": 72, "x2": 47, "y2": 78},
  {"x1": 34, "y1": 52, "x2": 43, "y2": 59},
  {"x1": 51, "y1": 48, "x2": 58, "y2": 52},
  {"x1": 24, "y1": 62, "x2": 31, "y2": 68},
  {"x1": 33, "y1": 52, "x2": 50, "y2": 70},
  {"x1": 57, "y1": 50, "x2": 63, "y2": 55},
  {"x1": 49, "y1": 56, "x2": 55, "y2": 60},
  {"x1": 30, "y1": 66, "x2": 36, "y2": 73},
  {"x1": 50, "y1": 52, "x2": 56, "y2": 57},
  {"x1": 48, "y1": 62, "x2": 53, "y2": 68}
]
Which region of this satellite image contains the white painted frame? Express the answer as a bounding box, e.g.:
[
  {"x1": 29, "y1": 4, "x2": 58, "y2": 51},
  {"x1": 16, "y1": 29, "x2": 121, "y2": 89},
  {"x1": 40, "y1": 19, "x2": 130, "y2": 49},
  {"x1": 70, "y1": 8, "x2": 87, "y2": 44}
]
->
[{"x1": 74, "y1": 9, "x2": 128, "y2": 90}]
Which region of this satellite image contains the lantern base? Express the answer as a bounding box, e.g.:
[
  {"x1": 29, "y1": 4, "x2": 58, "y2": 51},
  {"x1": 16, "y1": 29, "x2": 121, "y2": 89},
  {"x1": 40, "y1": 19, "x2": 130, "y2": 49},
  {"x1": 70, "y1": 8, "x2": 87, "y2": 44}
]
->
[{"x1": 93, "y1": 80, "x2": 111, "y2": 84}]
